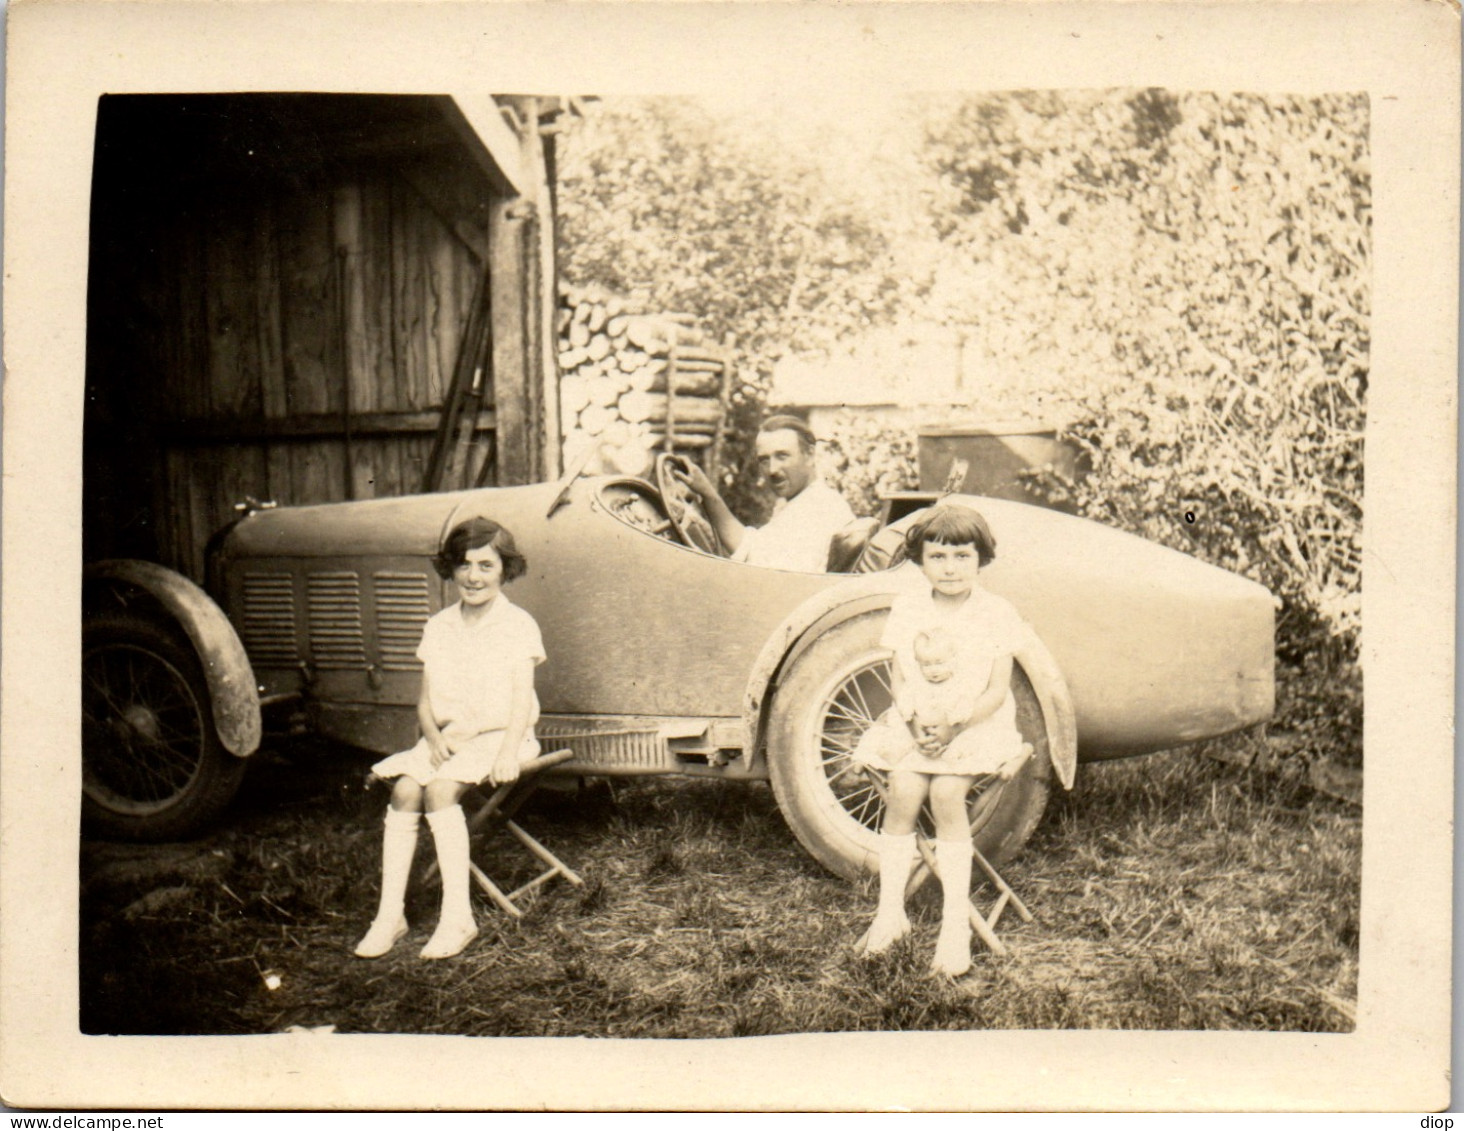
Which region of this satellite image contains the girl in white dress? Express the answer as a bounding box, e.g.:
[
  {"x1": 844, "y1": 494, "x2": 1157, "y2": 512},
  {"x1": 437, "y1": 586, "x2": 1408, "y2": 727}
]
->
[
  {"x1": 854, "y1": 504, "x2": 1031, "y2": 976},
  {"x1": 354, "y1": 517, "x2": 545, "y2": 961}
]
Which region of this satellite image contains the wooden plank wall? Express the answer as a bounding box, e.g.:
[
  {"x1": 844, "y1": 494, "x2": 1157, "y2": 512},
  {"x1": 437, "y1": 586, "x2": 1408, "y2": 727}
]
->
[{"x1": 135, "y1": 160, "x2": 491, "y2": 580}]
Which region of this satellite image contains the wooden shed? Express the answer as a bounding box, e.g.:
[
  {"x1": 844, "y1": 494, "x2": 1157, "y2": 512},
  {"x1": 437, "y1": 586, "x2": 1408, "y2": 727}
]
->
[{"x1": 83, "y1": 93, "x2": 563, "y2": 580}]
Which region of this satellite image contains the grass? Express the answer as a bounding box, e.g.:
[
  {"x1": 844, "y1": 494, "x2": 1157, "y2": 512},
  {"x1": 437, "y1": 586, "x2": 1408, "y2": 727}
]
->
[{"x1": 79, "y1": 733, "x2": 1359, "y2": 1037}]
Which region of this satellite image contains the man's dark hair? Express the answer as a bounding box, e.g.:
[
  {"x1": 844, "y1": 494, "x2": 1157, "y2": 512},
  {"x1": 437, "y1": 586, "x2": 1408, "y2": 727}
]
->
[
  {"x1": 433, "y1": 516, "x2": 528, "y2": 581},
  {"x1": 758, "y1": 414, "x2": 817, "y2": 454}
]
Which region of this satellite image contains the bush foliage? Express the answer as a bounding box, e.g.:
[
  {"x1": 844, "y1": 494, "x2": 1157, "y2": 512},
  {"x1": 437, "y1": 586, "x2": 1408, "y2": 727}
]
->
[
  {"x1": 820, "y1": 412, "x2": 921, "y2": 518},
  {"x1": 919, "y1": 91, "x2": 1367, "y2": 647},
  {"x1": 922, "y1": 91, "x2": 1368, "y2": 769}
]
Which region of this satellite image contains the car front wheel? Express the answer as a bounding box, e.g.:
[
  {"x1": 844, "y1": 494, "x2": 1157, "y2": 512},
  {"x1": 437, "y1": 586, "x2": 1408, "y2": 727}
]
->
[
  {"x1": 82, "y1": 611, "x2": 247, "y2": 841},
  {"x1": 765, "y1": 606, "x2": 1057, "y2": 882}
]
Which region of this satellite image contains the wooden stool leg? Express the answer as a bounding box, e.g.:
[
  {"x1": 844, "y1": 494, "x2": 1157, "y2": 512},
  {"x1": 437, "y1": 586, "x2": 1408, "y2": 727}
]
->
[
  {"x1": 857, "y1": 768, "x2": 1028, "y2": 958},
  {"x1": 414, "y1": 750, "x2": 582, "y2": 915},
  {"x1": 972, "y1": 847, "x2": 1033, "y2": 923},
  {"x1": 423, "y1": 781, "x2": 516, "y2": 885},
  {"x1": 465, "y1": 782, "x2": 516, "y2": 834},
  {"x1": 506, "y1": 819, "x2": 584, "y2": 887},
  {"x1": 966, "y1": 904, "x2": 1008, "y2": 957},
  {"x1": 468, "y1": 860, "x2": 524, "y2": 918}
]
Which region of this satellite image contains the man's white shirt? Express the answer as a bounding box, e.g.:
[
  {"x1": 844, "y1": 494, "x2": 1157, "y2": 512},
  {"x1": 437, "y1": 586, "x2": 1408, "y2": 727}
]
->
[{"x1": 730, "y1": 478, "x2": 857, "y2": 573}]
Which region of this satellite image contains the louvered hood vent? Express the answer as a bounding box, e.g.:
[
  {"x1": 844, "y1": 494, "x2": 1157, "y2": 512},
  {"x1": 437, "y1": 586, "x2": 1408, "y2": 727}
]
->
[
  {"x1": 307, "y1": 571, "x2": 367, "y2": 670},
  {"x1": 241, "y1": 572, "x2": 299, "y2": 666},
  {"x1": 375, "y1": 571, "x2": 430, "y2": 671}
]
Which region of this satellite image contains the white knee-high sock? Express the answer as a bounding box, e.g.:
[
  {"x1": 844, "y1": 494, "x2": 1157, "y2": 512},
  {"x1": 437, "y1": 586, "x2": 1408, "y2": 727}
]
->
[
  {"x1": 933, "y1": 837, "x2": 974, "y2": 974},
  {"x1": 937, "y1": 838, "x2": 974, "y2": 926},
  {"x1": 426, "y1": 805, "x2": 473, "y2": 926},
  {"x1": 875, "y1": 832, "x2": 917, "y2": 922},
  {"x1": 374, "y1": 807, "x2": 420, "y2": 924}
]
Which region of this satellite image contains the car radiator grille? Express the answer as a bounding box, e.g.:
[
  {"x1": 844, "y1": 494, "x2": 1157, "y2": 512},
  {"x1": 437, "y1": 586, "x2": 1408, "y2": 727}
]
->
[
  {"x1": 536, "y1": 726, "x2": 670, "y2": 770},
  {"x1": 307, "y1": 571, "x2": 367, "y2": 670},
  {"x1": 374, "y1": 571, "x2": 430, "y2": 671},
  {"x1": 240, "y1": 572, "x2": 299, "y2": 666}
]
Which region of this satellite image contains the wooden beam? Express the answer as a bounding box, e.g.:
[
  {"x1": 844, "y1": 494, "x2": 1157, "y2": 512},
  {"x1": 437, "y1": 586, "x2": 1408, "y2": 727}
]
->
[
  {"x1": 161, "y1": 409, "x2": 496, "y2": 445},
  {"x1": 441, "y1": 95, "x2": 525, "y2": 196},
  {"x1": 488, "y1": 198, "x2": 533, "y2": 484},
  {"x1": 518, "y1": 95, "x2": 562, "y2": 481}
]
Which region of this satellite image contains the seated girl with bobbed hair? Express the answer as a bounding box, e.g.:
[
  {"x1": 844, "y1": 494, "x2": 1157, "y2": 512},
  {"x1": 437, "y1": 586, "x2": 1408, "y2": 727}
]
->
[
  {"x1": 354, "y1": 516, "x2": 545, "y2": 961},
  {"x1": 854, "y1": 503, "x2": 1032, "y2": 976}
]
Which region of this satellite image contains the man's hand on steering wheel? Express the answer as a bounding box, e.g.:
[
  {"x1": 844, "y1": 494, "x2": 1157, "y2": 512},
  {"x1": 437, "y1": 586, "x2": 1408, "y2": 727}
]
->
[
  {"x1": 654, "y1": 453, "x2": 727, "y2": 556},
  {"x1": 675, "y1": 458, "x2": 719, "y2": 503}
]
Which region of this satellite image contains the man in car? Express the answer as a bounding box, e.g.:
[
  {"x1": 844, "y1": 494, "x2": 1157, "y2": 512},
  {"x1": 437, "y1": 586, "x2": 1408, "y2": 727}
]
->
[{"x1": 680, "y1": 414, "x2": 857, "y2": 573}]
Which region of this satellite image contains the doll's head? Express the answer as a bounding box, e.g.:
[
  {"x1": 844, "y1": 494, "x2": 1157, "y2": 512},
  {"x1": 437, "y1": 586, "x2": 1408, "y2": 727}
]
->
[{"x1": 912, "y1": 630, "x2": 957, "y2": 684}]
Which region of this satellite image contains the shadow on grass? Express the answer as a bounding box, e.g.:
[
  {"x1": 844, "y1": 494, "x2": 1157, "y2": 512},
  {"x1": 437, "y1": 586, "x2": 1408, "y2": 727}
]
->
[{"x1": 80, "y1": 735, "x2": 1359, "y2": 1037}]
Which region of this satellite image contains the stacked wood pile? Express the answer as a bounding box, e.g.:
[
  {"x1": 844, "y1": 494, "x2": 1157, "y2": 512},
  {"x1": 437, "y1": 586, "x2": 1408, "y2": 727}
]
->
[{"x1": 557, "y1": 285, "x2": 732, "y2": 477}]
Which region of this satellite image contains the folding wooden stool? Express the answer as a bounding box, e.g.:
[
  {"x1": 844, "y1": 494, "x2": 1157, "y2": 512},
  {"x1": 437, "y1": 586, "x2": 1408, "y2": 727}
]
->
[
  {"x1": 425, "y1": 748, "x2": 584, "y2": 918},
  {"x1": 862, "y1": 764, "x2": 1034, "y2": 957}
]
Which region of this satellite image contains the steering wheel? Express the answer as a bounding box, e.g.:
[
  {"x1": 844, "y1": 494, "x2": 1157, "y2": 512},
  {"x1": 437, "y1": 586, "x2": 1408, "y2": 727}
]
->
[{"x1": 654, "y1": 453, "x2": 726, "y2": 556}]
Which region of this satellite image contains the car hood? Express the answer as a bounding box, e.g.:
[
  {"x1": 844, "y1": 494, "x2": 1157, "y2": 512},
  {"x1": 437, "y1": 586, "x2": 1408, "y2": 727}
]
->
[{"x1": 219, "y1": 481, "x2": 565, "y2": 560}]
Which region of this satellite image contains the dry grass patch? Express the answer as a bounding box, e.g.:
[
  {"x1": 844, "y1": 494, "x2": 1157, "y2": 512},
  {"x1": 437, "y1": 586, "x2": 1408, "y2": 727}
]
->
[{"x1": 80, "y1": 735, "x2": 1358, "y2": 1036}]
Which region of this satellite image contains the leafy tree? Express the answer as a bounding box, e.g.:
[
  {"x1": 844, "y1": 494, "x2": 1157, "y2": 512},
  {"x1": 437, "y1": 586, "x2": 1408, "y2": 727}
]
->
[{"x1": 556, "y1": 97, "x2": 913, "y2": 515}]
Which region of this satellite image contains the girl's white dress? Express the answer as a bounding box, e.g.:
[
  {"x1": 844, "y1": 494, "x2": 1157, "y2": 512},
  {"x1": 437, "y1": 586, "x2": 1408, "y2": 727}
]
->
[
  {"x1": 371, "y1": 594, "x2": 545, "y2": 786},
  {"x1": 854, "y1": 583, "x2": 1030, "y2": 777}
]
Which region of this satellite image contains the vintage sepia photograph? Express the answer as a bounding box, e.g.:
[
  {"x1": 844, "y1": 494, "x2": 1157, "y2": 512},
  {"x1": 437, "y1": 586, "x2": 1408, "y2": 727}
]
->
[
  {"x1": 2, "y1": 0, "x2": 1456, "y2": 1112},
  {"x1": 77, "y1": 87, "x2": 1364, "y2": 1038}
]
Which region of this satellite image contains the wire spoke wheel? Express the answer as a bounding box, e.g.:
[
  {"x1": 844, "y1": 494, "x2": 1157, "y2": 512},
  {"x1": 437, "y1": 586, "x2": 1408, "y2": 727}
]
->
[
  {"x1": 83, "y1": 642, "x2": 209, "y2": 813},
  {"x1": 815, "y1": 658, "x2": 891, "y2": 829},
  {"x1": 82, "y1": 611, "x2": 247, "y2": 840},
  {"x1": 767, "y1": 605, "x2": 1056, "y2": 881},
  {"x1": 813, "y1": 655, "x2": 1010, "y2": 841}
]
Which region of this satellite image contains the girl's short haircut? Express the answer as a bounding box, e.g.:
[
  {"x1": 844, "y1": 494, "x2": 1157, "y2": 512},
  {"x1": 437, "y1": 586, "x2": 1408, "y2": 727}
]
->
[
  {"x1": 904, "y1": 504, "x2": 997, "y2": 567},
  {"x1": 433, "y1": 516, "x2": 527, "y2": 582}
]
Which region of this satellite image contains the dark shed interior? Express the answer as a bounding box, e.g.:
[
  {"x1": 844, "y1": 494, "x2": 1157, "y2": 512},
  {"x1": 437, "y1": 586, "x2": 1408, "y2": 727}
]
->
[{"x1": 85, "y1": 93, "x2": 549, "y2": 580}]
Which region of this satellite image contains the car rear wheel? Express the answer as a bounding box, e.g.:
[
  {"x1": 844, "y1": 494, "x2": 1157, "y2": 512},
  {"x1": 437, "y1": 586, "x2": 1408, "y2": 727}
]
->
[
  {"x1": 82, "y1": 611, "x2": 247, "y2": 841},
  {"x1": 766, "y1": 606, "x2": 1056, "y2": 881}
]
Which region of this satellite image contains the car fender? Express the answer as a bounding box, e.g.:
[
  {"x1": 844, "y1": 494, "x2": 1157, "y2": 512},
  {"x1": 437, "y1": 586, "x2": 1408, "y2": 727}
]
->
[
  {"x1": 742, "y1": 569, "x2": 1077, "y2": 789},
  {"x1": 84, "y1": 560, "x2": 262, "y2": 758},
  {"x1": 741, "y1": 574, "x2": 903, "y2": 769},
  {"x1": 1010, "y1": 623, "x2": 1078, "y2": 789}
]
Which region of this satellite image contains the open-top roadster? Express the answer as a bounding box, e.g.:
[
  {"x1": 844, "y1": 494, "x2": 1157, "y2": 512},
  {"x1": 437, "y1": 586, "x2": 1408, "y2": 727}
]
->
[{"x1": 82, "y1": 455, "x2": 1275, "y2": 879}]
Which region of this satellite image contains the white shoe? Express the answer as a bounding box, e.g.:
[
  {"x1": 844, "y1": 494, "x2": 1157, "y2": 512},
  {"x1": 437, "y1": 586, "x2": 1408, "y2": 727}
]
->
[
  {"x1": 859, "y1": 831, "x2": 917, "y2": 955},
  {"x1": 420, "y1": 918, "x2": 478, "y2": 960},
  {"x1": 858, "y1": 911, "x2": 912, "y2": 956},
  {"x1": 353, "y1": 915, "x2": 408, "y2": 959},
  {"x1": 931, "y1": 923, "x2": 972, "y2": 977}
]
